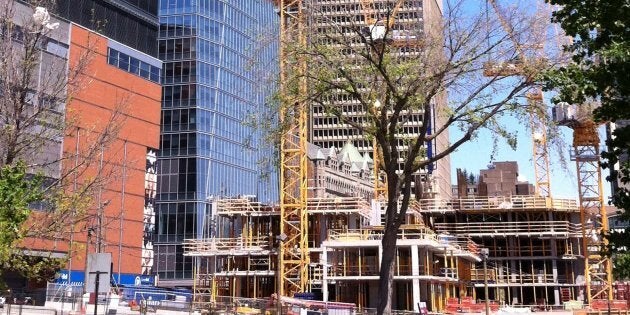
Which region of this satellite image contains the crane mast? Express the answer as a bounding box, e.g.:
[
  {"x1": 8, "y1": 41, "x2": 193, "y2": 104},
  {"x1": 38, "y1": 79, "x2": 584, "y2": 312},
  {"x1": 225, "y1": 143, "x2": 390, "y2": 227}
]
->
[
  {"x1": 276, "y1": 0, "x2": 309, "y2": 297},
  {"x1": 565, "y1": 116, "x2": 613, "y2": 302}
]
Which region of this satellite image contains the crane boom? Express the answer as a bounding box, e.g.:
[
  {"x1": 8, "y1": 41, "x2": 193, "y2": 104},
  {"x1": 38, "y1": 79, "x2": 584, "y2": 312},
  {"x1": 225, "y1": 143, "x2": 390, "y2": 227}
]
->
[{"x1": 483, "y1": 0, "x2": 552, "y2": 198}]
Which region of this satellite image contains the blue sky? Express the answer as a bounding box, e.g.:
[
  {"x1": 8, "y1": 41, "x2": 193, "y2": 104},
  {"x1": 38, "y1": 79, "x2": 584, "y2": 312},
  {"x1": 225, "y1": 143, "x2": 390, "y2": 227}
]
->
[
  {"x1": 446, "y1": 0, "x2": 612, "y2": 201},
  {"x1": 449, "y1": 121, "x2": 612, "y2": 200}
]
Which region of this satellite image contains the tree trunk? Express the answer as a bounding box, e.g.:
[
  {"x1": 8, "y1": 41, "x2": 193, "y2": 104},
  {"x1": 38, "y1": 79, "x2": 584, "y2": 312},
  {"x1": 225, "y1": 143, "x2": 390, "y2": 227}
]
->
[{"x1": 377, "y1": 223, "x2": 399, "y2": 314}]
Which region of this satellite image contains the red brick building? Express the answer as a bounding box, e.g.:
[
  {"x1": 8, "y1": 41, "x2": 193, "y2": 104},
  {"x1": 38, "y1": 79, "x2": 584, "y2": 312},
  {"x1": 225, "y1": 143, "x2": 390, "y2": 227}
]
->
[{"x1": 22, "y1": 23, "x2": 161, "y2": 287}]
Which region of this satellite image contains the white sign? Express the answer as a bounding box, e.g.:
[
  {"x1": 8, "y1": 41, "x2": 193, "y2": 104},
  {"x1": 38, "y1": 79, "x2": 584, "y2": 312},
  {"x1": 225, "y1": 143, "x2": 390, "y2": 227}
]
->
[{"x1": 86, "y1": 253, "x2": 111, "y2": 293}]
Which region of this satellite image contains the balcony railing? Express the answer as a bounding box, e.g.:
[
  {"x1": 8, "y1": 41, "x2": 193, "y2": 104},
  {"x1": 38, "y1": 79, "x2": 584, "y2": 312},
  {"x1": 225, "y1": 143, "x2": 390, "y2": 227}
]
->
[
  {"x1": 417, "y1": 195, "x2": 579, "y2": 213},
  {"x1": 183, "y1": 236, "x2": 271, "y2": 256},
  {"x1": 434, "y1": 221, "x2": 582, "y2": 237}
]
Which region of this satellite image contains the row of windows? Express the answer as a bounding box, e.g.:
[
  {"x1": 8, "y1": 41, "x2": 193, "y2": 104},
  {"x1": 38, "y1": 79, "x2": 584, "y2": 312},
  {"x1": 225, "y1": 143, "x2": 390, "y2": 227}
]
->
[
  {"x1": 156, "y1": 202, "x2": 197, "y2": 238},
  {"x1": 162, "y1": 108, "x2": 196, "y2": 132},
  {"x1": 159, "y1": 0, "x2": 224, "y2": 19},
  {"x1": 162, "y1": 61, "x2": 254, "y2": 98},
  {"x1": 162, "y1": 84, "x2": 255, "y2": 121},
  {"x1": 160, "y1": 133, "x2": 197, "y2": 157},
  {"x1": 158, "y1": 132, "x2": 259, "y2": 171},
  {"x1": 158, "y1": 157, "x2": 197, "y2": 176},
  {"x1": 162, "y1": 84, "x2": 196, "y2": 108},
  {"x1": 154, "y1": 244, "x2": 194, "y2": 280},
  {"x1": 163, "y1": 109, "x2": 260, "y2": 148},
  {"x1": 157, "y1": 172, "x2": 197, "y2": 198},
  {"x1": 159, "y1": 15, "x2": 254, "y2": 54},
  {"x1": 107, "y1": 48, "x2": 160, "y2": 83},
  {"x1": 159, "y1": 37, "x2": 197, "y2": 61},
  {"x1": 156, "y1": 162, "x2": 261, "y2": 203},
  {"x1": 312, "y1": 113, "x2": 424, "y2": 125},
  {"x1": 3, "y1": 24, "x2": 69, "y2": 59},
  {"x1": 163, "y1": 60, "x2": 197, "y2": 84}
]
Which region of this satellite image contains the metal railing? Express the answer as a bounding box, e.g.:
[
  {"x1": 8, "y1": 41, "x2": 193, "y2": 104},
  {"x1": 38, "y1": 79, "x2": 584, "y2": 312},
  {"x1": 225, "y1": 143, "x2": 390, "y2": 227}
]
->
[
  {"x1": 434, "y1": 221, "x2": 583, "y2": 237},
  {"x1": 327, "y1": 227, "x2": 439, "y2": 242},
  {"x1": 183, "y1": 236, "x2": 272, "y2": 256},
  {"x1": 417, "y1": 195, "x2": 579, "y2": 213}
]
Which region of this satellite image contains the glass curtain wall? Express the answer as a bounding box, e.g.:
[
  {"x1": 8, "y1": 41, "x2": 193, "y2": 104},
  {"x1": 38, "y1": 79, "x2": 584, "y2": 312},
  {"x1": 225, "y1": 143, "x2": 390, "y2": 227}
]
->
[{"x1": 155, "y1": 0, "x2": 278, "y2": 281}]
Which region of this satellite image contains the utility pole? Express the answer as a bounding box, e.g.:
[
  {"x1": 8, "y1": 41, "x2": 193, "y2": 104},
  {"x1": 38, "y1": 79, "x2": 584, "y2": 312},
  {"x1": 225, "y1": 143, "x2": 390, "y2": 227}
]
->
[
  {"x1": 83, "y1": 228, "x2": 94, "y2": 295},
  {"x1": 481, "y1": 248, "x2": 490, "y2": 315}
]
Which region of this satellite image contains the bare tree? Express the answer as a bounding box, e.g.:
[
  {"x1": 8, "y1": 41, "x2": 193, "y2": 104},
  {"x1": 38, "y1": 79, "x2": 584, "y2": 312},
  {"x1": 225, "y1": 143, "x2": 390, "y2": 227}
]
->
[
  {"x1": 275, "y1": 0, "x2": 556, "y2": 313},
  {"x1": 0, "y1": 0, "x2": 126, "y2": 281}
]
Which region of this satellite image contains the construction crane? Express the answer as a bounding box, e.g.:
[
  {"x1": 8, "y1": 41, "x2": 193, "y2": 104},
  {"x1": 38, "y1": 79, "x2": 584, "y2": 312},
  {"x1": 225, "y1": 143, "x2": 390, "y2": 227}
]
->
[
  {"x1": 484, "y1": 0, "x2": 612, "y2": 302},
  {"x1": 553, "y1": 104, "x2": 613, "y2": 302},
  {"x1": 482, "y1": 0, "x2": 552, "y2": 198},
  {"x1": 275, "y1": 0, "x2": 309, "y2": 297}
]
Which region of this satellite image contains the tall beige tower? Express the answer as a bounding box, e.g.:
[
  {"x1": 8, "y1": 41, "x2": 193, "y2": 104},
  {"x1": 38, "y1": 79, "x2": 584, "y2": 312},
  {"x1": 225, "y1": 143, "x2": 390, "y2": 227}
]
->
[{"x1": 308, "y1": 0, "x2": 451, "y2": 199}]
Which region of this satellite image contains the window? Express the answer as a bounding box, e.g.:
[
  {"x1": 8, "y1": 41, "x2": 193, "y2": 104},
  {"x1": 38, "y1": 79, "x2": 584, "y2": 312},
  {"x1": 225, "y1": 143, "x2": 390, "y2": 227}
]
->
[{"x1": 107, "y1": 48, "x2": 161, "y2": 83}]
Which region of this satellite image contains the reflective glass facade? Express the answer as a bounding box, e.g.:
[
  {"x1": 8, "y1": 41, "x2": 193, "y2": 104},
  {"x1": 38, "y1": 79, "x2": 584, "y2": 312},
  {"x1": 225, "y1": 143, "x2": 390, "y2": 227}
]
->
[{"x1": 155, "y1": 0, "x2": 278, "y2": 282}]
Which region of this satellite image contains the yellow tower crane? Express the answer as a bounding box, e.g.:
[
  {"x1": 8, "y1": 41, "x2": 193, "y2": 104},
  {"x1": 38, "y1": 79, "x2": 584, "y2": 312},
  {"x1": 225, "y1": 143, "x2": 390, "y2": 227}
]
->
[
  {"x1": 554, "y1": 104, "x2": 613, "y2": 302},
  {"x1": 483, "y1": 0, "x2": 552, "y2": 198},
  {"x1": 274, "y1": 0, "x2": 309, "y2": 297}
]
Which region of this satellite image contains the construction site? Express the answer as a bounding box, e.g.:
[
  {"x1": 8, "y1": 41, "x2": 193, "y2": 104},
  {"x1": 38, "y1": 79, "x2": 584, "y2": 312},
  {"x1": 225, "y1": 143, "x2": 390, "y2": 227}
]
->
[{"x1": 179, "y1": 0, "x2": 624, "y2": 314}]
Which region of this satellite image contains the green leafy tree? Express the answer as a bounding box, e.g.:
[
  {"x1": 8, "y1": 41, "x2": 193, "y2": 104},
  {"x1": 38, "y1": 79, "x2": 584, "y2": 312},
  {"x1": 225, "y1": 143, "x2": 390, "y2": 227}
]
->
[
  {"x1": 542, "y1": 0, "x2": 630, "y2": 267},
  {"x1": 0, "y1": 162, "x2": 63, "y2": 280}
]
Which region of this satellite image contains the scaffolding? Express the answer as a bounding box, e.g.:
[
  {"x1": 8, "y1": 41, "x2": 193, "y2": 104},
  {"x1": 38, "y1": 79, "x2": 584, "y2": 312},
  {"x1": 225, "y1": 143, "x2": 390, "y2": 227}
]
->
[
  {"x1": 429, "y1": 193, "x2": 585, "y2": 306},
  {"x1": 184, "y1": 194, "x2": 481, "y2": 312}
]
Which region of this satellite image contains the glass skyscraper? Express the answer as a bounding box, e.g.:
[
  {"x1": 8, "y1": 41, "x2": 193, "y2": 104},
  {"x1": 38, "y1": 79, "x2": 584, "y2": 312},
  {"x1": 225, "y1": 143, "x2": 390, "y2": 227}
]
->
[{"x1": 155, "y1": 0, "x2": 278, "y2": 283}]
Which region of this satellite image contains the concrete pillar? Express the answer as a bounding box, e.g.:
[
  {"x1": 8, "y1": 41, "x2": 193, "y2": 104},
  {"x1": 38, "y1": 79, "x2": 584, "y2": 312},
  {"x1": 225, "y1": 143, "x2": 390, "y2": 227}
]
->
[
  {"x1": 411, "y1": 245, "x2": 421, "y2": 312},
  {"x1": 549, "y1": 212, "x2": 560, "y2": 305},
  {"x1": 507, "y1": 212, "x2": 519, "y2": 303},
  {"x1": 322, "y1": 246, "x2": 329, "y2": 301}
]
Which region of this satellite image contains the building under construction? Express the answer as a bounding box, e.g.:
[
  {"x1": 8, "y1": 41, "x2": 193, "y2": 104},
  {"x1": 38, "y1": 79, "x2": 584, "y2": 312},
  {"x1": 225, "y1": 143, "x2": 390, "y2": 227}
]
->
[
  {"x1": 184, "y1": 142, "x2": 481, "y2": 312},
  {"x1": 430, "y1": 162, "x2": 584, "y2": 306},
  {"x1": 182, "y1": 158, "x2": 598, "y2": 313},
  {"x1": 181, "y1": 0, "x2": 614, "y2": 311}
]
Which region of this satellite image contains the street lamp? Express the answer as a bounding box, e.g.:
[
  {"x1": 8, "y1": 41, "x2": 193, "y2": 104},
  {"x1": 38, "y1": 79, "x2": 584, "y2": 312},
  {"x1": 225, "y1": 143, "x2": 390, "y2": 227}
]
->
[
  {"x1": 480, "y1": 248, "x2": 490, "y2": 315},
  {"x1": 95, "y1": 200, "x2": 110, "y2": 253},
  {"x1": 275, "y1": 233, "x2": 287, "y2": 315}
]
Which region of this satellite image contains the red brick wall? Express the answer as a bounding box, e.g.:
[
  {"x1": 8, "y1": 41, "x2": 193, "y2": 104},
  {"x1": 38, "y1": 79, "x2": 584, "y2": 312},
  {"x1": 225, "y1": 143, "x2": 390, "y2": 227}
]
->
[{"x1": 23, "y1": 25, "x2": 161, "y2": 276}]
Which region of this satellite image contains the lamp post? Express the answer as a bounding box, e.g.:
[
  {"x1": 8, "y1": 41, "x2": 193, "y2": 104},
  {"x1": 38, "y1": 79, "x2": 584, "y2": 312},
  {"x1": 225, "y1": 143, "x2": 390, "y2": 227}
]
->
[
  {"x1": 275, "y1": 233, "x2": 287, "y2": 315},
  {"x1": 480, "y1": 248, "x2": 490, "y2": 315},
  {"x1": 95, "y1": 200, "x2": 110, "y2": 253}
]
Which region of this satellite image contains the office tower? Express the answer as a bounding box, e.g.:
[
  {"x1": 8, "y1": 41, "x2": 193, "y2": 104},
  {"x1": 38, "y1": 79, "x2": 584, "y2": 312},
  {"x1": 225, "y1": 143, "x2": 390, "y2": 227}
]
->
[
  {"x1": 2, "y1": 0, "x2": 162, "y2": 299},
  {"x1": 310, "y1": 0, "x2": 450, "y2": 198},
  {"x1": 309, "y1": 0, "x2": 452, "y2": 200},
  {"x1": 155, "y1": 1, "x2": 279, "y2": 285}
]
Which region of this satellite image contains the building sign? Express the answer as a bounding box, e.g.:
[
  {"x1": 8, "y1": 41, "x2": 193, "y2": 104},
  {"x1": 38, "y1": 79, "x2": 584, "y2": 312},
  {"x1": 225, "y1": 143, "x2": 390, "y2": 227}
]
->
[{"x1": 142, "y1": 149, "x2": 157, "y2": 275}]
